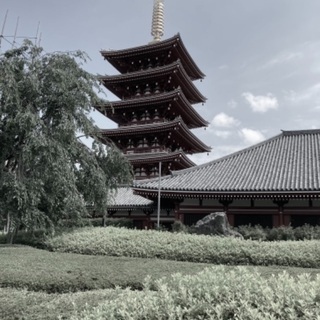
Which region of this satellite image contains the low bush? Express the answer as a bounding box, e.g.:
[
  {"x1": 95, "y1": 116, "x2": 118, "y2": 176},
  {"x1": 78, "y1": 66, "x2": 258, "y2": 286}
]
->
[
  {"x1": 234, "y1": 224, "x2": 320, "y2": 241},
  {"x1": 171, "y1": 220, "x2": 188, "y2": 233},
  {"x1": 72, "y1": 266, "x2": 320, "y2": 320},
  {"x1": 0, "y1": 229, "x2": 48, "y2": 247},
  {"x1": 235, "y1": 224, "x2": 267, "y2": 241},
  {"x1": 46, "y1": 227, "x2": 320, "y2": 268},
  {"x1": 0, "y1": 287, "x2": 119, "y2": 320},
  {"x1": 267, "y1": 225, "x2": 295, "y2": 241}
]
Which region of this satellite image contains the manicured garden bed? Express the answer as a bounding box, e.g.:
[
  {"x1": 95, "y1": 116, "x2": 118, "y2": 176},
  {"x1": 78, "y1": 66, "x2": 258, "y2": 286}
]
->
[{"x1": 46, "y1": 227, "x2": 320, "y2": 268}]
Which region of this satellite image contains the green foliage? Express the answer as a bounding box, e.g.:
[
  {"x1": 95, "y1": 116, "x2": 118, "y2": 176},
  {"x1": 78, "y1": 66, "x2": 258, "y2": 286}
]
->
[
  {"x1": 293, "y1": 224, "x2": 320, "y2": 240},
  {"x1": 235, "y1": 224, "x2": 320, "y2": 241},
  {"x1": 171, "y1": 220, "x2": 188, "y2": 233},
  {"x1": 235, "y1": 224, "x2": 267, "y2": 241},
  {"x1": 0, "y1": 229, "x2": 48, "y2": 247},
  {"x1": 72, "y1": 266, "x2": 320, "y2": 320},
  {"x1": 1, "y1": 246, "x2": 320, "y2": 319},
  {"x1": 46, "y1": 227, "x2": 320, "y2": 268},
  {"x1": 0, "y1": 42, "x2": 132, "y2": 242},
  {"x1": 267, "y1": 225, "x2": 295, "y2": 241},
  {"x1": 0, "y1": 246, "x2": 209, "y2": 293},
  {"x1": 103, "y1": 218, "x2": 133, "y2": 228},
  {"x1": 0, "y1": 287, "x2": 119, "y2": 320}
]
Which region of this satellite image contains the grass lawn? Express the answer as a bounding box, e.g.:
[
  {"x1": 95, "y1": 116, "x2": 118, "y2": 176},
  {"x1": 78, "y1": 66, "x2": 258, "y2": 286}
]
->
[{"x1": 1, "y1": 245, "x2": 320, "y2": 319}]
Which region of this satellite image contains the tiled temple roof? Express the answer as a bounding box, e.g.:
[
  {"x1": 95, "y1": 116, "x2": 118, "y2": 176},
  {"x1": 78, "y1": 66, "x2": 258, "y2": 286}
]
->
[
  {"x1": 133, "y1": 130, "x2": 320, "y2": 198},
  {"x1": 109, "y1": 187, "x2": 153, "y2": 209}
]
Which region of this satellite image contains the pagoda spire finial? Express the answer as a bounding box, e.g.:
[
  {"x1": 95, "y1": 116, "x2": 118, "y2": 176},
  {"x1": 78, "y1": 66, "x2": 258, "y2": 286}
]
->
[{"x1": 151, "y1": 0, "x2": 164, "y2": 42}]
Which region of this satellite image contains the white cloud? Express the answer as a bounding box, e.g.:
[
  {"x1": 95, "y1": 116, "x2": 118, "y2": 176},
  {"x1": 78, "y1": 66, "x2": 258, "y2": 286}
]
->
[
  {"x1": 260, "y1": 51, "x2": 303, "y2": 69},
  {"x1": 313, "y1": 106, "x2": 320, "y2": 112},
  {"x1": 284, "y1": 83, "x2": 320, "y2": 104},
  {"x1": 210, "y1": 112, "x2": 240, "y2": 128},
  {"x1": 213, "y1": 130, "x2": 232, "y2": 139},
  {"x1": 218, "y1": 64, "x2": 229, "y2": 70},
  {"x1": 242, "y1": 92, "x2": 279, "y2": 113},
  {"x1": 239, "y1": 128, "x2": 265, "y2": 145},
  {"x1": 227, "y1": 99, "x2": 238, "y2": 109}
]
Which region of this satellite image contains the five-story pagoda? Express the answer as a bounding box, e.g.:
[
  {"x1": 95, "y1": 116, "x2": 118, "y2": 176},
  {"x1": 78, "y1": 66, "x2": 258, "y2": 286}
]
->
[{"x1": 96, "y1": 0, "x2": 211, "y2": 179}]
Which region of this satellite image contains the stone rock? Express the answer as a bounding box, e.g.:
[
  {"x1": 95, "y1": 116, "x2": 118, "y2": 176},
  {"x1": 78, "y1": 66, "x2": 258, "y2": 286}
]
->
[{"x1": 192, "y1": 212, "x2": 243, "y2": 238}]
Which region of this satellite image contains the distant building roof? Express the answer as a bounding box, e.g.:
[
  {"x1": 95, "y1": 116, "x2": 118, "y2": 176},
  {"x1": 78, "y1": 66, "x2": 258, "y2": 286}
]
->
[
  {"x1": 133, "y1": 129, "x2": 320, "y2": 199},
  {"x1": 109, "y1": 187, "x2": 153, "y2": 209}
]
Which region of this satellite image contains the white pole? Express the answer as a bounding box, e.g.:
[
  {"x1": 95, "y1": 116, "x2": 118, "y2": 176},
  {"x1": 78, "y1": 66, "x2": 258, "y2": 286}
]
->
[{"x1": 157, "y1": 161, "x2": 162, "y2": 229}]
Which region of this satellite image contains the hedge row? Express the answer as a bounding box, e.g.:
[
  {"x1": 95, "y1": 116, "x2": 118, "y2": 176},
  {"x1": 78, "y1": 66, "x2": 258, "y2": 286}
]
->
[
  {"x1": 171, "y1": 221, "x2": 320, "y2": 241},
  {"x1": 72, "y1": 266, "x2": 320, "y2": 320},
  {"x1": 46, "y1": 227, "x2": 320, "y2": 268},
  {"x1": 235, "y1": 224, "x2": 320, "y2": 241}
]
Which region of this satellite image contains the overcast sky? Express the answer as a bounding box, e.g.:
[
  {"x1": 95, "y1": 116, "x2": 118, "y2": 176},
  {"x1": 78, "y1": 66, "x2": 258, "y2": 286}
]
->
[{"x1": 2, "y1": 0, "x2": 320, "y2": 164}]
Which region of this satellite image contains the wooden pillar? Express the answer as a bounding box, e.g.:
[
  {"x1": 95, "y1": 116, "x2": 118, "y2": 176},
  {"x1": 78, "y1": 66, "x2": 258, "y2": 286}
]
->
[
  {"x1": 227, "y1": 214, "x2": 235, "y2": 227},
  {"x1": 272, "y1": 214, "x2": 280, "y2": 227},
  {"x1": 219, "y1": 199, "x2": 233, "y2": 213},
  {"x1": 174, "y1": 200, "x2": 182, "y2": 221},
  {"x1": 283, "y1": 215, "x2": 291, "y2": 226},
  {"x1": 273, "y1": 200, "x2": 289, "y2": 227}
]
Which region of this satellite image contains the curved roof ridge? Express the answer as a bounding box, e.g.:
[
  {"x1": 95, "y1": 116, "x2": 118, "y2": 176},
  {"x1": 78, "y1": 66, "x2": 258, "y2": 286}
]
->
[
  {"x1": 101, "y1": 34, "x2": 180, "y2": 55},
  {"x1": 281, "y1": 129, "x2": 320, "y2": 136},
  {"x1": 101, "y1": 34, "x2": 205, "y2": 80}
]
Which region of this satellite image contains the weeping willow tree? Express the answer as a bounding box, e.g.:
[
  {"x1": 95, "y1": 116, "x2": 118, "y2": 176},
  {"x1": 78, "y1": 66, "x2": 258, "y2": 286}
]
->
[{"x1": 0, "y1": 42, "x2": 132, "y2": 243}]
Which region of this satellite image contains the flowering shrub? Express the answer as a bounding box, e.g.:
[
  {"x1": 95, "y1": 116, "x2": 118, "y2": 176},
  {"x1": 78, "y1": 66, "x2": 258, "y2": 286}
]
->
[
  {"x1": 71, "y1": 266, "x2": 320, "y2": 320},
  {"x1": 46, "y1": 227, "x2": 320, "y2": 268}
]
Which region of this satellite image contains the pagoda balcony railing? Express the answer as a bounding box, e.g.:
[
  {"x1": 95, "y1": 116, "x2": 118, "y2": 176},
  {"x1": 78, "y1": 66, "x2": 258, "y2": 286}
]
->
[
  {"x1": 120, "y1": 119, "x2": 165, "y2": 127},
  {"x1": 126, "y1": 147, "x2": 170, "y2": 154}
]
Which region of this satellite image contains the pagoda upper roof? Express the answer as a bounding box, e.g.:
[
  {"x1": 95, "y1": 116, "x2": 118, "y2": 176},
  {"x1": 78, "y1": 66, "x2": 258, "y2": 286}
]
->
[
  {"x1": 99, "y1": 61, "x2": 206, "y2": 104},
  {"x1": 99, "y1": 118, "x2": 211, "y2": 154},
  {"x1": 96, "y1": 89, "x2": 209, "y2": 128},
  {"x1": 125, "y1": 150, "x2": 196, "y2": 169},
  {"x1": 132, "y1": 129, "x2": 320, "y2": 199},
  {"x1": 100, "y1": 34, "x2": 205, "y2": 80}
]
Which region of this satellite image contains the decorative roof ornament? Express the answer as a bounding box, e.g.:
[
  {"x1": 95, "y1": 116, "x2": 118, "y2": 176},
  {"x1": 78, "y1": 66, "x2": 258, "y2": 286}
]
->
[{"x1": 151, "y1": 0, "x2": 165, "y2": 42}]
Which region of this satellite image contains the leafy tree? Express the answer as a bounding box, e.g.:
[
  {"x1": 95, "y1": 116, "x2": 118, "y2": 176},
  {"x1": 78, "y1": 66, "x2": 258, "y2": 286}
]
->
[{"x1": 0, "y1": 42, "x2": 133, "y2": 243}]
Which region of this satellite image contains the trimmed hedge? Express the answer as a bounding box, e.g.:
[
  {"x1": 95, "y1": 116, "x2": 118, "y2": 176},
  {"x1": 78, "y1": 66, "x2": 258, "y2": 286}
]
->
[
  {"x1": 72, "y1": 266, "x2": 320, "y2": 320},
  {"x1": 235, "y1": 224, "x2": 320, "y2": 241},
  {"x1": 46, "y1": 227, "x2": 320, "y2": 268}
]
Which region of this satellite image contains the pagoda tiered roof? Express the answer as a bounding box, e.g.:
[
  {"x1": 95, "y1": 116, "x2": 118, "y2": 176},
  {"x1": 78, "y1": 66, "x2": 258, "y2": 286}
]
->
[
  {"x1": 126, "y1": 150, "x2": 196, "y2": 169},
  {"x1": 100, "y1": 117, "x2": 211, "y2": 154},
  {"x1": 101, "y1": 34, "x2": 205, "y2": 80},
  {"x1": 133, "y1": 130, "x2": 320, "y2": 199},
  {"x1": 96, "y1": 89, "x2": 209, "y2": 128},
  {"x1": 99, "y1": 61, "x2": 206, "y2": 104}
]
